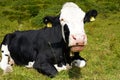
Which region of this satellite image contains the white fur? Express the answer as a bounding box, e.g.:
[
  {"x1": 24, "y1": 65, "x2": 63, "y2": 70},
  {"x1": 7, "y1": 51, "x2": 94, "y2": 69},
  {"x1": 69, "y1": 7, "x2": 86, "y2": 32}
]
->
[
  {"x1": 0, "y1": 45, "x2": 13, "y2": 73},
  {"x1": 72, "y1": 59, "x2": 86, "y2": 68},
  {"x1": 25, "y1": 62, "x2": 72, "y2": 72},
  {"x1": 54, "y1": 64, "x2": 68, "y2": 72},
  {"x1": 25, "y1": 62, "x2": 70, "y2": 72},
  {"x1": 60, "y1": 2, "x2": 87, "y2": 46},
  {"x1": 25, "y1": 61, "x2": 35, "y2": 68},
  {"x1": 54, "y1": 64, "x2": 67, "y2": 72}
]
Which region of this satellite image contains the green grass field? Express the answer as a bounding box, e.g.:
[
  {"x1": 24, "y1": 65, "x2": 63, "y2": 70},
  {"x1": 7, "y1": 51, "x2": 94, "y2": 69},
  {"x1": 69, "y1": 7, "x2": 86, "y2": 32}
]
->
[{"x1": 0, "y1": 0, "x2": 120, "y2": 80}]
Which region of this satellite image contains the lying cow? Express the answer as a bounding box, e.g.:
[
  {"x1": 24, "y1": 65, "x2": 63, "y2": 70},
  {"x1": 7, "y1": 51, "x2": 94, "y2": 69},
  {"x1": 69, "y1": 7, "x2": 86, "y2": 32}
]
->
[{"x1": 0, "y1": 2, "x2": 97, "y2": 77}]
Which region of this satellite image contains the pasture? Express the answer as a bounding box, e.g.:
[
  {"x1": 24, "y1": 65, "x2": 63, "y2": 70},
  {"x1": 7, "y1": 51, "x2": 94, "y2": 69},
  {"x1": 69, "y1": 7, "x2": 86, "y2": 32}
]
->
[{"x1": 0, "y1": 0, "x2": 120, "y2": 80}]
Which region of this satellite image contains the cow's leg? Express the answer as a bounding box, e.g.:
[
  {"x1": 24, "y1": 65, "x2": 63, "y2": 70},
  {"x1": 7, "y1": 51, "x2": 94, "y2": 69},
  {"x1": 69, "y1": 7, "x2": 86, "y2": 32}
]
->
[
  {"x1": 27, "y1": 61, "x2": 71, "y2": 72},
  {"x1": 54, "y1": 63, "x2": 72, "y2": 72},
  {"x1": 0, "y1": 44, "x2": 13, "y2": 73},
  {"x1": 33, "y1": 61, "x2": 57, "y2": 77},
  {"x1": 71, "y1": 52, "x2": 86, "y2": 68},
  {"x1": 33, "y1": 54, "x2": 57, "y2": 78}
]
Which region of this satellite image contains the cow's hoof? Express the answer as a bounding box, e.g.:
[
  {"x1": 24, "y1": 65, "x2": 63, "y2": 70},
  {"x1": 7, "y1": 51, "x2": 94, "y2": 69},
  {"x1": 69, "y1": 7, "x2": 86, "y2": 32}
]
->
[
  {"x1": 3, "y1": 65, "x2": 13, "y2": 74},
  {"x1": 72, "y1": 59, "x2": 86, "y2": 68}
]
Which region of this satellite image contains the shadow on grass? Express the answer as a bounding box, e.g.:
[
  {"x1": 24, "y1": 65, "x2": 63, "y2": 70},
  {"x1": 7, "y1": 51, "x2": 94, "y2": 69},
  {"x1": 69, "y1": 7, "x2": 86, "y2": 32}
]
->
[{"x1": 68, "y1": 66, "x2": 82, "y2": 80}]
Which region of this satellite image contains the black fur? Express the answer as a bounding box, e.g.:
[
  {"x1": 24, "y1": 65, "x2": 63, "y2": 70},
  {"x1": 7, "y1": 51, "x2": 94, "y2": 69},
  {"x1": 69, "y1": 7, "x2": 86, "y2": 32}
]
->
[{"x1": 1, "y1": 25, "x2": 70, "y2": 77}]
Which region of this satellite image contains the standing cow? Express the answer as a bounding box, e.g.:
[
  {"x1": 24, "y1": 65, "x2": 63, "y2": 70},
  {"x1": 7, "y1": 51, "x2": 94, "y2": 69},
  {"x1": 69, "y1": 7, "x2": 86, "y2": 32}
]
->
[{"x1": 0, "y1": 2, "x2": 97, "y2": 77}]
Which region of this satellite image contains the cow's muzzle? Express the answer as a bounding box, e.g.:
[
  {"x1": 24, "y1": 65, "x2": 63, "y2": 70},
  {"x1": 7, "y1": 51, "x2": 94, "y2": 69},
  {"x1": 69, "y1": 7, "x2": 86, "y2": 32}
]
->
[
  {"x1": 70, "y1": 45, "x2": 85, "y2": 52},
  {"x1": 69, "y1": 34, "x2": 87, "y2": 52}
]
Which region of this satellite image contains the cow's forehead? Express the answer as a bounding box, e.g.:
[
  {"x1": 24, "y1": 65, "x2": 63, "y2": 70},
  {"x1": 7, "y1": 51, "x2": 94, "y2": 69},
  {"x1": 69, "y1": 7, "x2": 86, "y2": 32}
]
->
[
  {"x1": 62, "y1": 2, "x2": 79, "y2": 8},
  {"x1": 60, "y1": 2, "x2": 85, "y2": 22}
]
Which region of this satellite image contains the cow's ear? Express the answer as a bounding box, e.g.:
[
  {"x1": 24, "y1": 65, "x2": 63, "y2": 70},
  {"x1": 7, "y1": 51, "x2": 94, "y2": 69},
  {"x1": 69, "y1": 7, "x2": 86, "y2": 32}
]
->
[
  {"x1": 84, "y1": 10, "x2": 98, "y2": 23},
  {"x1": 43, "y1": 16, "x2": 53, "y2": 28}
]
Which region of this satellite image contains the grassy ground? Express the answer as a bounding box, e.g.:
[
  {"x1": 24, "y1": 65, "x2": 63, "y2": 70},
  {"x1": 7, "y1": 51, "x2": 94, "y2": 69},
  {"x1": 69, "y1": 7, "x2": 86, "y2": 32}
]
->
[{"x1": 0, "y1": 0, "x2": 120, "y2": 80}]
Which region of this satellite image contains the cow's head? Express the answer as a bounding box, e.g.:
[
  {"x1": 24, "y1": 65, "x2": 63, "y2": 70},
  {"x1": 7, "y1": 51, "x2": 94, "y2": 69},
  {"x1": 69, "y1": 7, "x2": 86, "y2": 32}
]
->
[{"x1": 43, "y1": 2, "x2": 97, "y2": 52}]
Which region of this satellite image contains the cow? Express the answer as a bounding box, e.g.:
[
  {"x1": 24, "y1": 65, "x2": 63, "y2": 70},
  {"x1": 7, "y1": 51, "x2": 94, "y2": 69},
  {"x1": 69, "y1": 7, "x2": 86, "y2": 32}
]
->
[{"x1": 0, "y1": 2, "x2": 97, "y2": 77}]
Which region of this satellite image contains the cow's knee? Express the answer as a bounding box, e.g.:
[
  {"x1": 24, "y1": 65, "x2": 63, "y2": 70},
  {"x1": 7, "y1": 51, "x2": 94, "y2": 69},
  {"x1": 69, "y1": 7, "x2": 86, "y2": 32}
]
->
[
  {"x1": 33, "y1": 61, "x2": 57, "y2": 77},
  {"x1": 72, "y1": 59, "x2": 86, "y2": 68},
  {"x1": 71, "y1": 52, "x2": 86, "y2": 68}
]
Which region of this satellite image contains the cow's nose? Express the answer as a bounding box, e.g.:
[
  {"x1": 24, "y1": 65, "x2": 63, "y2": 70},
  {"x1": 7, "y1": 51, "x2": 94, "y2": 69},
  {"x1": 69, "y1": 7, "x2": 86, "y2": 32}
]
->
[
  {"x1": 72, "y1": 34, "x2": 86, "y2": 45},
  {"x1": 72, "y1": 35, "x2": 85, "y2": 41}
]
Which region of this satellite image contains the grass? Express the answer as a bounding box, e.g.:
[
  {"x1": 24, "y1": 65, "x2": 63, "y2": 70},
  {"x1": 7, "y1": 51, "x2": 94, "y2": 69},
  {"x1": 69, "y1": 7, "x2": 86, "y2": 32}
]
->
[{"x1": 0, "y1": 0, "x2": 120, "y2": 80}]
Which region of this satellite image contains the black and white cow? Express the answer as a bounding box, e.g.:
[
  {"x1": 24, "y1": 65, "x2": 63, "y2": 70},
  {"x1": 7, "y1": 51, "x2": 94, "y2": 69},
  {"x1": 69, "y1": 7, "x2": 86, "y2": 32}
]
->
[{"x1": 0, "y1": 2, "x2": 97, "y2": 77}]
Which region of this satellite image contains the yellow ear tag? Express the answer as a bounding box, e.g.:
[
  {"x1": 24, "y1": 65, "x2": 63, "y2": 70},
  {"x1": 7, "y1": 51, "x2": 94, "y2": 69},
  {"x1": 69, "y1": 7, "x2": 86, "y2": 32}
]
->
[
  {"x1": 47, "y1": 22, "x2": 52, "y2": 28},
  {"x1": 90, "y1": 17, "x2": 95, "y2": 22}
]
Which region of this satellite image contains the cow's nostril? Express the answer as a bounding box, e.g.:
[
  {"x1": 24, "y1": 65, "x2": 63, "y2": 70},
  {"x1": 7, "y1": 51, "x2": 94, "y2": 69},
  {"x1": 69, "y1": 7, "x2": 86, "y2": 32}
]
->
[
  {"x1": 76, "y1": 42, "x2": 84, "y2": 45},
  {"x1": 72, "y1": 35, "x2": 76, "y2": 40},
  {"x1": 76, "y1": 43, "x2": 79, "y2": 45}
]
